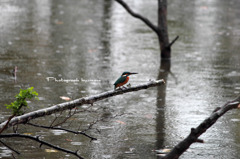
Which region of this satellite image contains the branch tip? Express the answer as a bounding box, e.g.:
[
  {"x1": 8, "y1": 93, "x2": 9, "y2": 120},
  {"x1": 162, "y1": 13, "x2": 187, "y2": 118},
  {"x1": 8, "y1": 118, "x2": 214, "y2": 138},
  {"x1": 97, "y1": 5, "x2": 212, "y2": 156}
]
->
[
  {"x1": 168, "y1": 35, "x2": 179, "y2": 48},
  {"x1": 196, "y1": 139, "x2": 204, "y2": 143}
]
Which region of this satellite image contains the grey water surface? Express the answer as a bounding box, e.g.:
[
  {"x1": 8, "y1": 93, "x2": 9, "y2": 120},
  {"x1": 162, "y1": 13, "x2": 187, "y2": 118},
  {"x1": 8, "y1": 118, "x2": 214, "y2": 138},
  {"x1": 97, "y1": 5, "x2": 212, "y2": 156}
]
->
[{"x1": 0, "y1": 0, "x2": 240, "y2": 159}]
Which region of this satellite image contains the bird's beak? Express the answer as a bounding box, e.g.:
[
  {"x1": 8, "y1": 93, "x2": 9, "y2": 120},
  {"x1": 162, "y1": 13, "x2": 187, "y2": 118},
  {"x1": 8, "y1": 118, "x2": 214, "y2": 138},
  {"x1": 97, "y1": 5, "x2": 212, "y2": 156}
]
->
[{"x1": 129, "y1": 72, "x2": 138, "y2": 75}]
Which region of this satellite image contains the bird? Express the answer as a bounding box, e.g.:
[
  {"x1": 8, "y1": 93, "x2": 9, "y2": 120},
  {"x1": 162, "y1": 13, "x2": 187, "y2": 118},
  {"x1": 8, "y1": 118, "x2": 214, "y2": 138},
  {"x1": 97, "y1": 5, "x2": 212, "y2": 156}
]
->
[{"x1": 114, "y1": 72, "x2": 138, "y2": 90}]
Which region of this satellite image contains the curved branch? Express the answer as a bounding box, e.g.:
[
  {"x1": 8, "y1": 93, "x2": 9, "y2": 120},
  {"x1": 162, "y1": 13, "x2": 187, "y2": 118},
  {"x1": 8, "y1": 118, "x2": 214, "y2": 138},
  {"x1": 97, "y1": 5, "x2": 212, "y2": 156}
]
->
[
  {"x1": 0, "y1": 133, "x2": 84, "y2": 159},
  {"x1": 115, "y1": 0, "x2": 159, "y2": 35},
  {"x1": 0, "y1": 80, "x2": 165, "y2": 130},
  {"x1": 162, "y1": 96, "x2": 240, "y2": 159}
]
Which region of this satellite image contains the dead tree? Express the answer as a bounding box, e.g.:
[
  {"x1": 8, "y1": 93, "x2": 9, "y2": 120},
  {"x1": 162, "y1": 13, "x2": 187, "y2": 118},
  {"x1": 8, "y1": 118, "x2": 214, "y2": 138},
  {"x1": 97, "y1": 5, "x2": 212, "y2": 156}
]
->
[{"x1": 115, "y1": 0, "x2": 179, "y2": 59}]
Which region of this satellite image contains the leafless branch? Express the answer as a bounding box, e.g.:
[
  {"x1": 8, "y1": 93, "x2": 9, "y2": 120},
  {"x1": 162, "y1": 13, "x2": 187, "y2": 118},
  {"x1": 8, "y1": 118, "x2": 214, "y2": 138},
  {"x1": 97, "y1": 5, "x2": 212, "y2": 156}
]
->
[
  {"x1": 168, "y1": 35, "x2": 179, "y2": 48},
  {"x1": 115, "y1": 0, "x2": 159, "y2": 35},
  {"x1": 49, "y1": 110, "x2": 65, "y2": 127},
  {"x1": 0, "y1": 140, "x2": 20, "y2": 155},
  {"x1": 82, "y1": 112, "x2": 126, "y2": 133},
  {"x1": 51, "y1": 109, "x2": 77, "y2": 127},
  {"x1": 11, "y1": 153, "x2": 16, "y2": 159},
  {"x1": 0, "y1": 80, "x2": 164, "y2": 130},
  {"x1": 161, "y1": 96, "x2": 240, "y2": 159},
  {"x1": 27, "y1": 122, "x2": 97, "y2": 141},
  {"x1": 0, "y1": 115, "x2": 15, "y2": 134},
  {"x1": 0, "y1": 133, "x2": 84, "y2": 159}
]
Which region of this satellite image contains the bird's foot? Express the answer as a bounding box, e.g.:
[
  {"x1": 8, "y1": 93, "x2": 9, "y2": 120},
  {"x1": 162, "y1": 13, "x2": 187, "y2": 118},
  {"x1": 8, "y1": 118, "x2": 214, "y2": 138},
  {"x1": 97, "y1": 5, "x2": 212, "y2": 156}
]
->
[
  {"x1": 122, "y1": 86, "x2": 128, "y2": 89},
  {"x1": 127, "y1": 83, "x2": 131, "y2": 88}
]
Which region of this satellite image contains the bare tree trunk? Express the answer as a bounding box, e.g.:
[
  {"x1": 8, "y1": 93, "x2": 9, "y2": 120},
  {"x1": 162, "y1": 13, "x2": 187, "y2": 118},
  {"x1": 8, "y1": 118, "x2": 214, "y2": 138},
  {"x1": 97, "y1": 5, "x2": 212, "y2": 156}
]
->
[{"x1": 158, "y1": 0, "x2": 170, "y2": 59}]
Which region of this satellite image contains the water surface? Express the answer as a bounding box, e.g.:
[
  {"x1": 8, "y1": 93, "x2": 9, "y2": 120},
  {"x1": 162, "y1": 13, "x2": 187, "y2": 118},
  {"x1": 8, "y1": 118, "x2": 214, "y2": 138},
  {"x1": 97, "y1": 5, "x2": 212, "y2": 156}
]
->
[{"x1": 0, "y1": 0, "x2": 240, "y2": 159}]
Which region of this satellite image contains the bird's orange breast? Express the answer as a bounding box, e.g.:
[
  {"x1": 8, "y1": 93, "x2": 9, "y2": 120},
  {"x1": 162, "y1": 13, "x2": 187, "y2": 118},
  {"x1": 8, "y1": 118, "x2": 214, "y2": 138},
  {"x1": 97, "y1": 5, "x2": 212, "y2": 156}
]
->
[{"x1": 116, "y1": 76, "x2": 129, "y2": 88}]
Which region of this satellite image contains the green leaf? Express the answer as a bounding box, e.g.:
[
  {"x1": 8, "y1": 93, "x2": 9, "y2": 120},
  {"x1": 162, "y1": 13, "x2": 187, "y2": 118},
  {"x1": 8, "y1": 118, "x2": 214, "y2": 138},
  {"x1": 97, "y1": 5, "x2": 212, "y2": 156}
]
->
[{"x1": 5, "y1": 87, "x2": 39, "y2": 115}]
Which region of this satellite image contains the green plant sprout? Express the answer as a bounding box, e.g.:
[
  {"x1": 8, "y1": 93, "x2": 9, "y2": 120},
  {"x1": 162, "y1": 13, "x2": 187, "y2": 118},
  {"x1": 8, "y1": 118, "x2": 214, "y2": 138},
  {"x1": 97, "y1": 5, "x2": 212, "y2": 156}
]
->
[
  {"x1": 5, "y1": 87, "x2": 39, "y2": 115},
  {"x1": 0, "y1": 87, "x2": 38, "y2": 134}
]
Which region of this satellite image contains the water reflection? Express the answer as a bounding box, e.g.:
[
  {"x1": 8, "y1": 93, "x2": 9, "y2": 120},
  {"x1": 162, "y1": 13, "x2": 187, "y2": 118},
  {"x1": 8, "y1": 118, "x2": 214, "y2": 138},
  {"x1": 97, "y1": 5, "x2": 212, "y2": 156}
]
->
[{"x1": 156, "y1": 59, "x2": 171, "y2": 150}]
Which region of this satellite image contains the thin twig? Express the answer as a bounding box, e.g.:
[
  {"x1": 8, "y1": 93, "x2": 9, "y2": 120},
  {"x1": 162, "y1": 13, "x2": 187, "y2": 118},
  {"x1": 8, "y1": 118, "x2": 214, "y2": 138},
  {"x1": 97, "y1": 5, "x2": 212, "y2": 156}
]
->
[
  {"x1": 50, "y1": 110, "x2": 64, "y2": 127},
  {"x1": 67, "y1": 108, "x2": 78, "y2": 127},
  {"x1": 13, "y1": 124, "x2": 18, "y2": 133},
  {"x1": 27, "y1": 123, "x2": 97, "y2": 141},
  {"x1": 0, "y1": 114, "x2": 15, "y2": 134},
  {"x1": 168, "y1": 35, "x2": 179, "y2": 48},
  {"x1": 52, "y1": 112, "x2": 72, "y2": 127},
  {"x1": 11, "y1": 153, "x2": 16, "y2": 159},
  {"x1": 53, "y1": 108, "x2": 78, "y2": 127},
  {"x1": 82, "y1": 112, "x2": 126, "y2": 133},
  {"x1": 0, "y1": 140, "x2": 20, "y2": 155},
  {"x1": 0, "y1": 133, "x2": 84, "y2": 159}
]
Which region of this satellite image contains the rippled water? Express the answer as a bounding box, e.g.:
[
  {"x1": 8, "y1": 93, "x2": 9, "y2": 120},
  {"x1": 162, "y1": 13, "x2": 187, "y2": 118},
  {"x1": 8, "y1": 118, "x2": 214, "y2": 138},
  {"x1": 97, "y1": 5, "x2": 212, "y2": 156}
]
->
[{"x1": 0, "y1": 0, "x2": 240, "y2": 159}]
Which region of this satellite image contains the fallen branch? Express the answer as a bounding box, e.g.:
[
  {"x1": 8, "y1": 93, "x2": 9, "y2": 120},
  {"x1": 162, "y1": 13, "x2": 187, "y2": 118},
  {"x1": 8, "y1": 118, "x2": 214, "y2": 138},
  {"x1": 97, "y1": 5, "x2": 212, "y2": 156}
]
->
[
  {"x1": 0, "y1": 80, "x2": 164, "y2": 130},
  {"x1": 115, "y1": 0, "x2": 159, "y2": 35},
  {"x1": 0, "y1": 133, "x2": 83, "y2": 159},
  {"x1": 162, "y1": 96, "x2": 240, "y2": 159}
]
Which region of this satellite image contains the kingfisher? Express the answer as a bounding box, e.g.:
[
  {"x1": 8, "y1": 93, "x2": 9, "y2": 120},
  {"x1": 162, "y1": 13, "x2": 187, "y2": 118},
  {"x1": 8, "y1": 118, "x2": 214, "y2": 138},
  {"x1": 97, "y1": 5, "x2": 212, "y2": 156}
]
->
[{"x1": 114, "y1": 72, "x2": 138, "y2": 90}]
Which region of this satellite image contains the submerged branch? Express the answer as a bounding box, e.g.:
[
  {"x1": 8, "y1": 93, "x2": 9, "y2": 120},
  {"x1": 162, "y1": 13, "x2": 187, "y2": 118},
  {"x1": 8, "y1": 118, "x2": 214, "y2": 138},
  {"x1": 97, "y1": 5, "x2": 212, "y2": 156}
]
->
[
  {"x1": 0, "y1": 80, "x2": 165, "y2": 130},
  {"x1": 115, "y1": 0, "x2": 159, "y2": 35},
  {"x1": 0, "y1": 133, "x2": 83, "y2": 159},
  {"x1": 162, "y1": 96, "x2": 240, "y2": 159}
]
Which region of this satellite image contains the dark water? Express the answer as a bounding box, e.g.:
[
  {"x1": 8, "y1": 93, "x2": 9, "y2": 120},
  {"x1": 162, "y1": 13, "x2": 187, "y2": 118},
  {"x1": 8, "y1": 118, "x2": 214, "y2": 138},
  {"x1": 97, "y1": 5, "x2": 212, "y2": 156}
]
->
[{"x1": 0, "y1": 0, "x2": 240, "y2": 159}]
